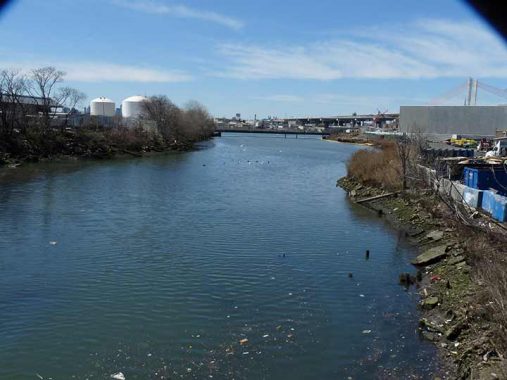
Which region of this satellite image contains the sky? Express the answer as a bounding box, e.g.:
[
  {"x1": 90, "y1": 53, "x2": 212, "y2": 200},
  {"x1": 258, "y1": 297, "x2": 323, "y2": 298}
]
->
[{"x1": 1, "y1": 0, "x2": 507, "y2": 118}]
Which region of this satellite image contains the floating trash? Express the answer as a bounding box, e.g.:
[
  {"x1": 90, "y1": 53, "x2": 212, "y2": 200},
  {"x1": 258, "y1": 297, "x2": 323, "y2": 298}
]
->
[
  {"x1": 239, "y1": 338, "x2": 248, "y2": 345},
  {"x1": 362, "y1": 330, "x2": 372, "y2": 334},
  {"x1": 110, "y1": 372, "x2": 125, "y2": 380},
  {"x1": 49, "y1": 241, "x2": 57, "y2": 245}
]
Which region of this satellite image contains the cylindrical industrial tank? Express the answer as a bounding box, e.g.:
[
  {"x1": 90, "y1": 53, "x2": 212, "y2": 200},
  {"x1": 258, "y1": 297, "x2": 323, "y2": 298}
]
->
[
  {"x1": 121, "y1": 95, "x2": 149, "y2": 118},
  {"x1": 90, "y1": 97, "x2": 115, "y2": 117}
]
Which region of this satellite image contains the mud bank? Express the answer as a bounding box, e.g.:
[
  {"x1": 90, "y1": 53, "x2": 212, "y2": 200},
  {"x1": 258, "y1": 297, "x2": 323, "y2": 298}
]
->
[{"x1": 338, "y1": 176, "x2": 507, "y2": 380}]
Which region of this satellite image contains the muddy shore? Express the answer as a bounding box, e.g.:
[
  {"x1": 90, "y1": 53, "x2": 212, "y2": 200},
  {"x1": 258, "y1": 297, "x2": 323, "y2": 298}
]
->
[
  {"x1": 337, "y1": 176, "x2": 507, "y2": 380},
  {"x1": 324, "y1": 134, "x2": 373, "y2": 145}
]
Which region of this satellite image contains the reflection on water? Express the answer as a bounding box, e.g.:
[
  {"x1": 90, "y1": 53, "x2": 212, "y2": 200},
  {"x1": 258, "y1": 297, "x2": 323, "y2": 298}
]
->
[{"x1": 0, "y1": 134, "x2": 436, "y2": 379}]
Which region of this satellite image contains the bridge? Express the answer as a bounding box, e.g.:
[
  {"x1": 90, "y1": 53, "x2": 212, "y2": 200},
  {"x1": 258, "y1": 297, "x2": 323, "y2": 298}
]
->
[
  {"x1": 216, "y1": 128, "x2": 331, "y2": 137},
  {"x1": 284, "y1": 113, "x2": 399, "y2": 127}
]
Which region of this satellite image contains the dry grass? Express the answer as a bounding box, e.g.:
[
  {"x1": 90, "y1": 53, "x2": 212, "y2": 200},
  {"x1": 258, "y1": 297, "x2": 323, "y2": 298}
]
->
[
  {"x1": 346, "y1": 140, "x2": 403, "y2": 190},
  {"x1": 426, "y1": 197, "x2": 507, "y2": 354},
  {"x1": 466, "y1": 231, "x2": 507, "y2": 352}
]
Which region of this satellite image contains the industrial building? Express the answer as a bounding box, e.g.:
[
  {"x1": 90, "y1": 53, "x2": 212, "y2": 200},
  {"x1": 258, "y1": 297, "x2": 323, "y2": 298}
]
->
[
  {"x1": 0, "y1": 94, "x2": 60, "y2": 116},
  {"x1": 400, "y1": 78, "x2": 507, "y2": 139},
  {"x1": 399, "y1": 105, "x2": 507, "y2": 139}
]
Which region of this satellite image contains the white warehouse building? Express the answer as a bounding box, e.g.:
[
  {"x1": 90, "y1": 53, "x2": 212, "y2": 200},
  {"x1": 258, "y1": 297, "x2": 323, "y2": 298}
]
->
[
  {"x1": 90, "y1": 97, "x2": 115, "y2": 117},
  {"x1": 121, "y1": 95, "x2": 149, "y2": 119}
]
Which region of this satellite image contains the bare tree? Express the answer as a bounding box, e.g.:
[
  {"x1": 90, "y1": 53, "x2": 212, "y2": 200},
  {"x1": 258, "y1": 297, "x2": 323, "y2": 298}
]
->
[
  {"x1": 0, "y1": 69, "x2": 29, "y2": 135},
  {"x1": 29, "y1": 66, "x2": 65, "y2": 130},
  {"x1": 396, "y1": 133, "x2": 411, "y2": 190},
  {"x1": 182, "y1": 100, "x2": 215, "y2": 140},
  {"x1": 57, "y1": 87, "x2": 86, "y2": 130},
  {"x1": 142, "y1": 95, "x2": 182, "y2": 142}
]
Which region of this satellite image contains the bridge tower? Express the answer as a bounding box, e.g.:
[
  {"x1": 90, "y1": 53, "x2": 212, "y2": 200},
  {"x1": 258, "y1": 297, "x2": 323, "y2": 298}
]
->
[{"x1": 466, "y1": 77, "x2": 478, "y2": 106}]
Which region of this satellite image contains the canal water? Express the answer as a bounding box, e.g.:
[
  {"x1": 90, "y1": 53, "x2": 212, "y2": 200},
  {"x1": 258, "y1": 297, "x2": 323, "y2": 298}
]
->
[{"x1": 0, "y1": 133, "x2": 436, "y2": 379}]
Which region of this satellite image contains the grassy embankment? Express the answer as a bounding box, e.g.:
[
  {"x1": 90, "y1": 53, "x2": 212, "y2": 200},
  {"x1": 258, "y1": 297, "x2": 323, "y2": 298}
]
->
[
  {"x1": 0, "y1": 122, "x2": 215, "y2": 166},
  {"x1": 339, "y1": 141, "x2": 507, "y2": 379},
  {"x1": 0, "y1": 126, "x2": 168, "y2": 165}
]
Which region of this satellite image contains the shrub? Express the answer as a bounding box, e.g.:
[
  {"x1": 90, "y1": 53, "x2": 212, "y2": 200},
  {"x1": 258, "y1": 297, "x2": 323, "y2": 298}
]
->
[{"x1": 347, "y1": 140, "x2": 402, "y2": 190}]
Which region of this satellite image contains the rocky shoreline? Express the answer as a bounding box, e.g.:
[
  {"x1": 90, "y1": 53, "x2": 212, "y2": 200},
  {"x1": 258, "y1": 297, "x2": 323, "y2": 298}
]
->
[
  {"x1": 0, "y1": 129, "x2": 213, "y2": 168},
  {"x1": 337, "y1": 176, "x2": 506, "y2": 380},
  {"x1": 0, "y1": 147, "x2": 179, "y2": 169}
]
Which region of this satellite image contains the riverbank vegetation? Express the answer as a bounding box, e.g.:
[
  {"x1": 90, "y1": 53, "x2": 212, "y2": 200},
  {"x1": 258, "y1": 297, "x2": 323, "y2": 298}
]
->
[
  {"x1": 346, "y1": 140, "x2": 402, "y2": 190},
  {"x1": 340, "y1": 137, "x2": 507, "y2": 378},
  {"x1": 0, "y1": 67, "x2": 215, "y2": 165}
]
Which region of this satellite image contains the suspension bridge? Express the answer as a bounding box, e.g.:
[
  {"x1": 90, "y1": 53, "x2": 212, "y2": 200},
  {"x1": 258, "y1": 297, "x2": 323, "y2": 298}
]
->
[{"x1": 429, "y1": 78, "x2": 507, "y2": 106}]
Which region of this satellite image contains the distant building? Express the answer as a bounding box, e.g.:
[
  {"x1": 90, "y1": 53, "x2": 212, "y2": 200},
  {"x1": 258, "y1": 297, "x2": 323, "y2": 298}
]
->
[
  {"x1": 0, "y1": 93, "x2": 75, "y2": 127},
  {"x1": 0, "y1": 93, "x2": 60, "y2": 116}
]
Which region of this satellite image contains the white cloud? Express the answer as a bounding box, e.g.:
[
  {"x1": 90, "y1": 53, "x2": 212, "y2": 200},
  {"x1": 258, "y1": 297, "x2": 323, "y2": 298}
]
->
[
  {"x1": 0, "y1": 60, "x2": 192, "y2": 83},
  {"x1": 63, "y1": 62, "x2": 192, "y2": 82},
  {"x1": 256, "y1": 93, "x2": 426, "y2": 113},
  {"x1": 217, "y1": 44, "x2": 342, "y2": 80},
  {"x1": 113, "y1": 0, "x2": 244, "y2": 30},
  {"x1": 216, "y1": 19, "x2": 507, "y2": 80},
  {"x1": 254, "y1": 94, "x2": 304, "y2": 102}
]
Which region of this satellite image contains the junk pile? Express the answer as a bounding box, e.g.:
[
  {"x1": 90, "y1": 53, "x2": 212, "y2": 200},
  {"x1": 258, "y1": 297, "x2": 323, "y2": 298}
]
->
[{"x1": 436, "y1": 157, "x2": 507, "y2": 223}]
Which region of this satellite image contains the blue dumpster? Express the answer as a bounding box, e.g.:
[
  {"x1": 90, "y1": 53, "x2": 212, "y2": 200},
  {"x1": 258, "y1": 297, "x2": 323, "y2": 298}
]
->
[
  {"x1": 464, "y1": 167, "x2": 507, "y2": 194},
  {"x1": 482, "y1": 190, "x2": 507, "y2": 223}
]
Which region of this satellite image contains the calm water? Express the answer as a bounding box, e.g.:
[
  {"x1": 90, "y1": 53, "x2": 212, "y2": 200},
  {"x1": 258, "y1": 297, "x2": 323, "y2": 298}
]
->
[{"x1": 0, "y1": 133, "x2": 436, "y2": 379}]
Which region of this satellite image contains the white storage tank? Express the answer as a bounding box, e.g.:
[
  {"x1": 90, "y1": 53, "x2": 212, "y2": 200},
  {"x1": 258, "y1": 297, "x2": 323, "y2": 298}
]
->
[
  {"x1": 121, "y1": 95, "x2": 149, "y2": 118},
  {"x1": 90, "y1": 97, "x2": 115, "y2": 117}
]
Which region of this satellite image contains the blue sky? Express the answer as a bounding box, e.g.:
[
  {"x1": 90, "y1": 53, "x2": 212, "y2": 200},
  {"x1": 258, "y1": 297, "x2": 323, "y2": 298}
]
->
[{"x1": 1, "y1": 0, "x2": 507, "y2": 118}]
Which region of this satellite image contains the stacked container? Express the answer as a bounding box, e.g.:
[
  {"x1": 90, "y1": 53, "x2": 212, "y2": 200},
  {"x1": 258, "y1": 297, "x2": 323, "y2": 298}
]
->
[
  {"x1": 463, "y1": 167, "x2": 507, "y2": 195},
  {"x1": 481, "y1": 190, "x2": 507, "y2": 222},
  {"x1": 463, "y1": 166, "x2": 507, "y2": 222}
]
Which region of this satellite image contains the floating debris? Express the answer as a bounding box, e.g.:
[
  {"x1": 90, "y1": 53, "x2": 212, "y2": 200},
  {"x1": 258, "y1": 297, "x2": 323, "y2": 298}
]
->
[
  {"x1": 49, "y1": 241, "x2": 57, "y2": 245},
  {"x1": 110, "y1": 372, "x2": 125, "y2": 380},
  {"x1": 362, "y1": 330, "x2": 372, "y2": 334},
  {"x1": 239, "y1": 338, "x2": 248, "y2": 345}
]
